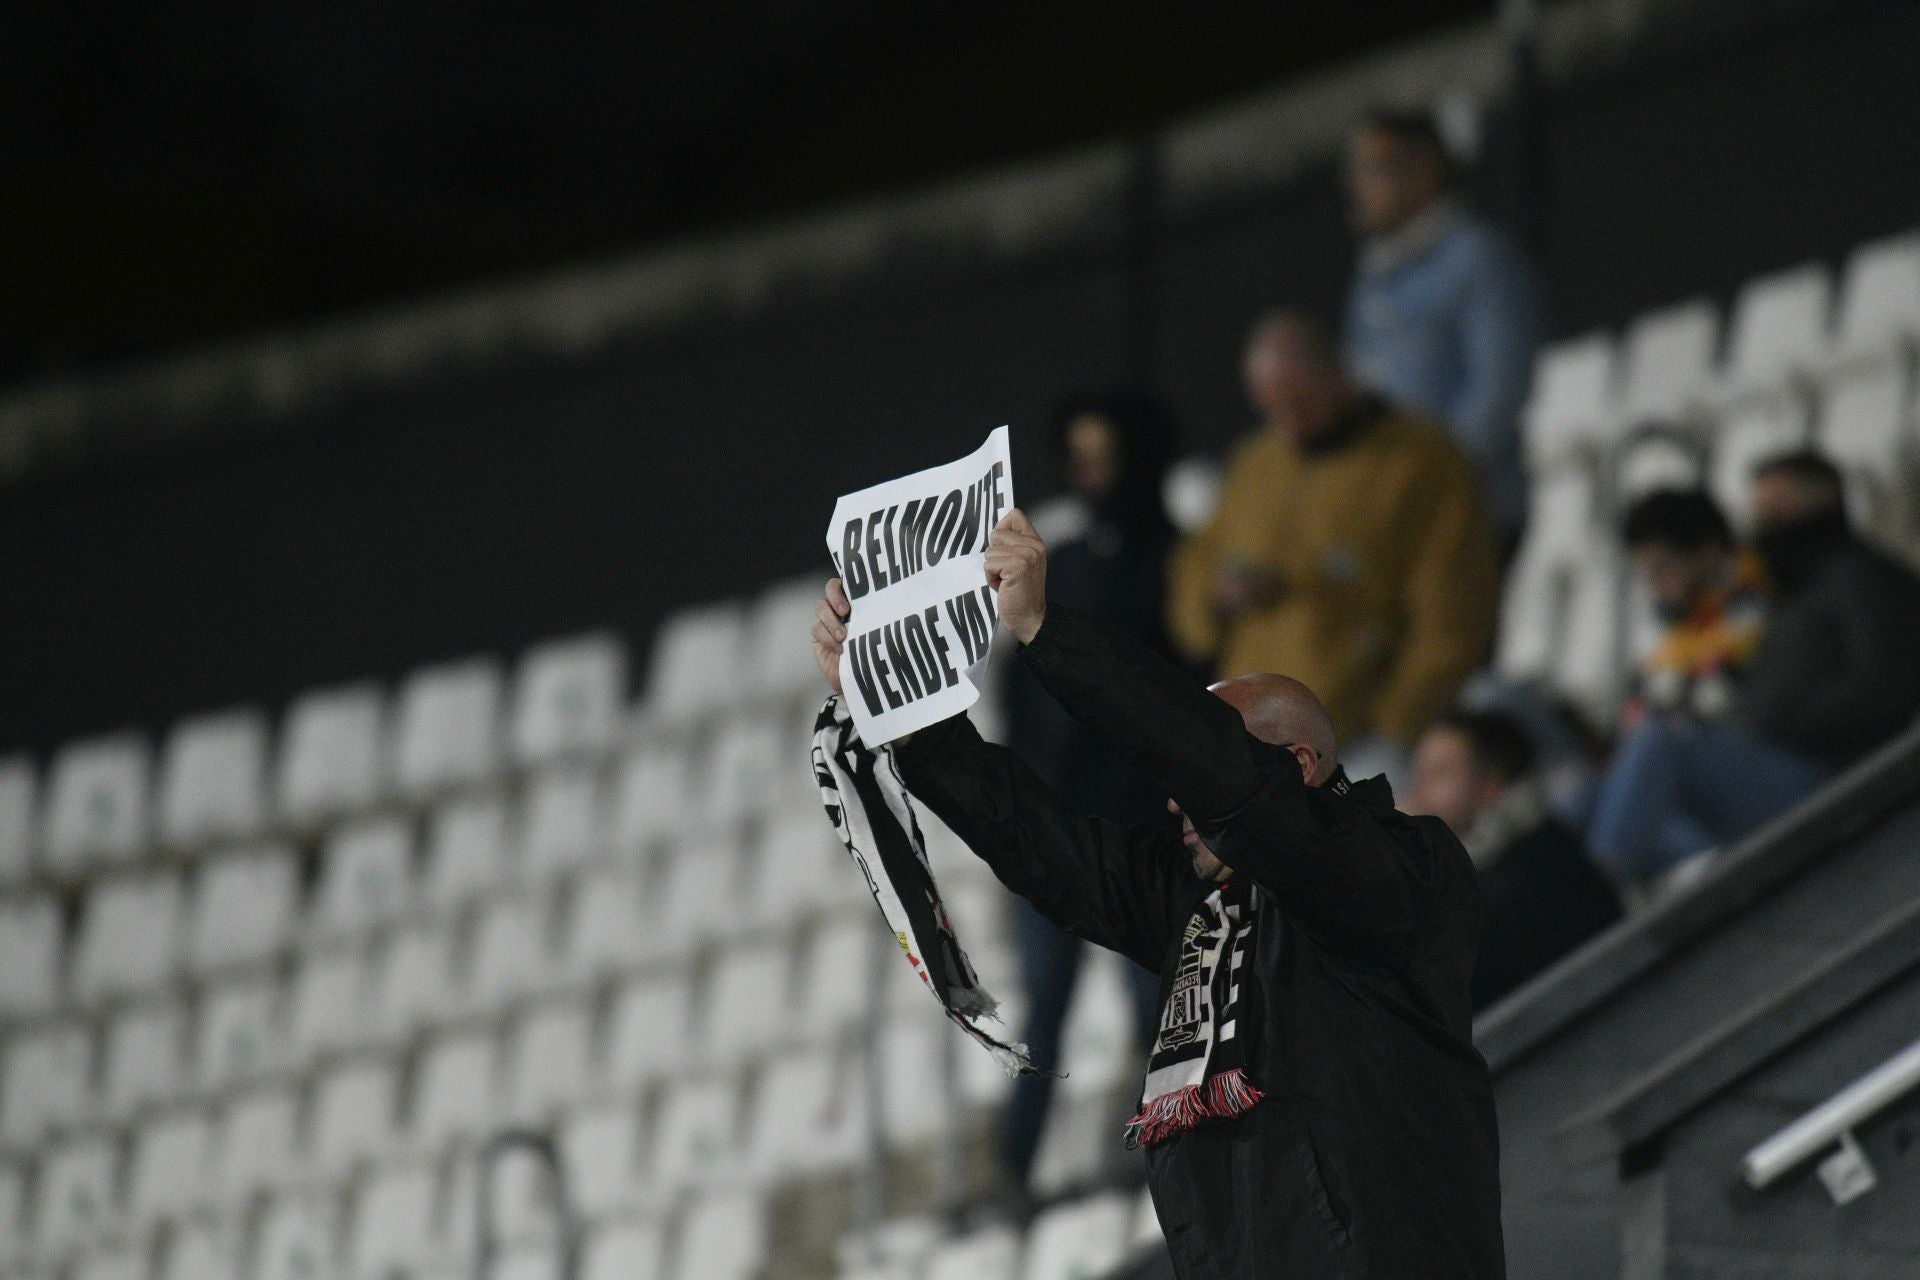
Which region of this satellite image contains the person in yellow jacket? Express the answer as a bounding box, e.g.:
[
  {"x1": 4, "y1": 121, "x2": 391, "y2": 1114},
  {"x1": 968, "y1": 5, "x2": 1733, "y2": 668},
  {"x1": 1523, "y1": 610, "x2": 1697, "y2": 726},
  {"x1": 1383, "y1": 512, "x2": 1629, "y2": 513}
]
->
[{"x1": 1169, "y1": 311, "x2": 1500, "y2": 781}]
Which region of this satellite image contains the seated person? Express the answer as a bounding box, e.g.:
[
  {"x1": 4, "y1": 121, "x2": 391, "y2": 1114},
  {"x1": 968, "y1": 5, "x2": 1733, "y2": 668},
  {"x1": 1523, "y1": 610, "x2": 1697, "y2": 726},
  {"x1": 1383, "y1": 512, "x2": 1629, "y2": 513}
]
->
[{"x1": 1408, "y1": 709, "x2": 1620, "y2": 1009}]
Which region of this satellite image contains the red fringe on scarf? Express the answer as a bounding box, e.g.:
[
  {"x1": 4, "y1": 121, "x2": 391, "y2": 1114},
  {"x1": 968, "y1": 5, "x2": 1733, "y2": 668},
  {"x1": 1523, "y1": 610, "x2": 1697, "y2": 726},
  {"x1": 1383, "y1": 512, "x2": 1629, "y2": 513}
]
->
[{"x1": 1123, "y1": 1068, "x2": 1264, "y2": 1149}]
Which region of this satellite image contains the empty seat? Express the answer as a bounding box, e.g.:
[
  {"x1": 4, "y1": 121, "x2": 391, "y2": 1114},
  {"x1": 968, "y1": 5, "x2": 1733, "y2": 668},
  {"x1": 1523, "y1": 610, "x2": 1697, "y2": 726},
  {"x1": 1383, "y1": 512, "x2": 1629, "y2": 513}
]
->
[
  {"x1": 312, "y1": 1057, "x2": 401, "y2": 1177},
  {"x1": 700, "y1": 943, "x2": 792, "y2": 1065},
  {"x1": 348, "y1": 1163, "x2": 442, "y2": 1280},
  {"x1": 411, "y1": 1031, "x2": 499, "y2": 1156},
  {"x1": 510, "y1": 632, "x2": 627, "y2": 767},
  {"x1": 1828, "y1": 229, "x2": 1920, "y2": 369},
  {"x1": 189, "y1": 846, "x2": 300, "y2": 973},
  {"x1": 196, "y1": 977, "x2": 284, "y2": 1092},
  {"x1": 1020, "y1": 1193, "x2": 1133, "y2": 1280},
  {"x1": 43, "y1": 732, "x2": 151, "y2": 873},
  {"x1": 699, "y1": 717, "x2": 786, "y2": 829},
  {"x1": 1717, "y1": 261, "x2": 1832, "y2": 401},
  {"x1": 470, "y1": 897, "x2": 556, "y2": 1013},
  {"x1": 1523, "y1": 331, "x2": 1619, "y2": 469},
  {"x1": 1618, "y1": 298, "x2": 1720, "y2": 427},
  {"x1": 312, "y1": 817, "x2": 415, "y2": 939},
  {"x1": 672, "y1": 1189, "x2": 768, "y2": 1280},
  {"x1": 1055, "y1": 951, "x2": 1142, "y2": 1100},
  {"x1": 213, "y1": 1085, "x2": 303, "y2": 1205},
  {"x1": 795, "y1": 914, "x2": 879, "y2": 1039},
  {"x1": 126, "y1": 1108, "x2": 213, "y2": 1230},
  {"x1": 492, "y1": 1249, "x2": 566, "y2": 1280},
  {"x1": 421, "y1": 793, "x2": 512, "y2": 913},
  {"x1": 394, "y1": 658, "x2": 504, "y2": 799},
  {"x1": 0, "y1": 1159, "x2": 23, "y2": 1265},
  {"x1": 70, "y1": 1249, "x2": 145, "y2": 1280},
  {"x1": 32, "y1": 1133, "x2": 122, "y2": 1258},
  {"x1": 561, "y1": 868, "x2": 662, "y2": 981},
  {"x1": 878, "y1": 1018, "x2": 953, "y2": 1146},
  {"x1": 291, "y1": 946, "x2": 372, "y2": 1065},
  {"x1": 72, "y1": 872, "x2": 183, "y2": 1002},
  {"x1": 158, "y1": 1222, "x2": 241, "y2": 1280},
  {"x1": 370, "y1": 922, "x2": 461, "y2": 1042},
  {"x1": 745, "y1": 1045, "x2": 867, "y2": 1180},
  {"x1": 2, "y1": 1021, "x2": 93, "y2": 1145},
  {"x1": 648, "y1": 842, "x2": 742, "y2": 954},
  {"x1": 505, "y1": 1001, "x2": 597, "y2": 1124},
  {"x1": 0, "y1": 894, "x2": 61, "y2": 1019},
  {"x1": 276, "y1": 682, "x2": 386, "y2": 826},
  {"x1": 560, "y1": 1102, "x2": 648, "y2": 1222},
  {"x1": 606, "y1": 975, "x2": 694, "y2": 1089},
  {"x1": 0, "y1": 755, "x2": 35, "y2": 883},
  {"x1": 1551, "y1": 540, "x2": 1631, "y2": 733},
  {"x1": 1613, "y1": 428, "x2": 1705, "y2": 501},
  {"x1": 746, "y1": 577, "x2": 831, "y2": 701},
  {"x1": 745, "y1": 813, "x2": 864, "y2": 928},
  {"x1": 643, "y1": 603, "x2": 747, "y2": 724},
  {"x1": 608, "y1": 747, "x2": 692, "y2": 855},
  {"x1": 1710, "y1": 399, "x2": 1815, "y2": 531},
  {"x1": 101, "y1": 1001, "x2": 186, "y2": 1120},
  {"x1": 157, "y1": 707, "x2": 269, "y2": 849},
  {"x1": 924, "y1": 1227, "x2": 1020, "y2": 1280},
  {"x1": 1818, "y1": 363, "x2": 1916, "y2": 540},
  {"x1": 1496, "y1": 470, "x2": 1604, "y2": 684},
  {"x1": 519, "y1": 765, "x2": 609, "y2": 879},
  {"x1": 250, "y1": 1195, "x2": 339, "y2": 1280},
  {"x1": 649, "y1": 1076, "x2": 741, "y2": 1198},
  {"x1": 581, "y1": 1219, "x2": 666, "y2": 1280}
]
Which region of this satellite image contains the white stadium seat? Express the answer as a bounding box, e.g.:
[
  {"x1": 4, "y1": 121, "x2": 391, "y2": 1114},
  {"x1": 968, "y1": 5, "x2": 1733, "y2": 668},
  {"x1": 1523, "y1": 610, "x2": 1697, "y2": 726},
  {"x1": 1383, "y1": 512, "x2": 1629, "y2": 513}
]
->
[
  {"x1": 422, "y1": 793, "x2": 513, "y2": 913},
  {"x1": 1618, "y1": 297, "x2": 1721, "y2": 428},
  {"x1": 561, "y1": 867, "x2": 663, "y2": 981},
  {"x1": 505, "y1": 1000, "x2": 597, "y2": 1124},
  {"x1": 276, "y1": 681, "x2": 386, "y2": 826},
  {"x1": 924, "y1": 1226, "x2": 1020, "y2": 1280},
  {"x1": 1021, "y1": 1193, "x2": 1134, "y2": 1280},
  {"x1": 411, "y1": 1031, "x2": 500, "y2": 1156},
  {"x1": 510, "y1": 631, "x2": 627, "y2": 767},
  {"x1": 492, "y1": 1249, "x2": 566, "y2": 1280},
  {"x1": 1055, "y1": 951, "x2": 1141, "y2": 1100},
  {"x1": 157, "y1": 707, "x2": 269, "y2": 849},
  {"x1": 519, "y1": 765, "x2": 610, "y2": 879},
  {"x1": 70, "y1": 1250, "x2": 144, "y2": 1280},
  {"x1": 0, "y1": 1159, "x2": 24, "y2": 1266},
  {"x1": 606, "y1": 974, "x2": 694, "y2": 1090},
  {"x1": 0, "y1": 754, "x2": 36, "y2": 883},
  {"x1": 1818, "y1": 363, "x2": 1916, "y2": 541},
  {"x1": 102, "y1": 1001, "x2": 186, "y2": 1120},
  {"x1": 698, "y1": 716, "x2": 787, "y2": 829},
  {"x1": 395, "y1": 658, "x2": 504, "y2": 799},
  {"x1": 1523, "y1": 331, "x2": 1619, "y2": 469},
  {"x1": 649, "y1": 1076, "x2": 742, "y2": 1199},
  {"x1": 1828, "y1": 229, "x2": 1920, "y2": 370},
  {"x1": 1709, "y1": 398, "x2": 1814, "y2": 532},
  {"x1": 643, "y1": 603, "x2": 747, "y2": 724},
  {"x1": 560, "y1": 1102, "x2": 649, "y2": 1222},
  {"x1": 648, "y1": 841, "x2": 742, "y2": 955},
  {"x1": 0, "y1": 895, "x2": 61, "y2": 1019},
  {"x1": 158, "y1": 1223, "x2": 241, "y2": 1280},
  {"x1": 1613, "y1": 429, "x2": 1705, "y2": 501},
  {"x1": 878, "y1": 1018, "x2": 951, "y2": 1145},
  {"x1": 190, "y1": 846, "x2": 300, "y2": 973},
  {"x1": 470, "y1": 896, "x2": 557, "y2": 1012},
  {"x1": 312, "y1": 1057, "x2": 402, "y2": 1177},
  {"x1": 73, "y1": 872, "x2": 183, "y2": 1003},
  {"x1": 196, "y1": 977, "x2": 284, "y2": 1091},
  {"x1": 348, "y1": 1163, "x2": 441, "y2": 1280},
  {"x1": 1717, "y1": 261, "x2": 1832, "y2": 401},
  {"x1": 608, "y1": 746, "x2": 693, "y2": 855},
  {"x1": 312, "y1": 817, "x2": 415, "y2": 939},
  {"x1": 795, "y1": 914, "x2": 879, "y2": 1040},
  {"x1": 746, "y1": 1045, "x2": 867, "y2": 1179},
  {"x1": 213, "y1": 1085, "x2": 303, "y2": 1205},
  {"x1": 747, "y1": 576, "x2": 831, "y2": 700},
  {"x1": 700, "y1": 943, "x2": 792, "y2": 1065},
  {"x1": 672, "y1": 1189, "x2": 768, "y2": 1280},
  {"x1": 43, "y1": 732, "x2": 151, "y2": 873},
  {"x1": 126, "y1": 1108, "x2": 213, "y2": 1230},
  {"x1": 744, "y1": 812, "x2": 862, "y2": 928},
  {"x1": 2, "y1": 1020, "x2": 92, "y2": 1146},
  {"x1": 32, "y1": 1133, "x2": 122, "y2": 1258},
  {"x1": 371, "y1": 922, "x2": 461, "y2": 1042},
  {"x1": 251, "y1": 1194, "x2": 339, "y2": 1280},
  {"x1": 292, "y1": 946, "x2": 372, "y2": 1065},
  {"x1": 1497, "y1": 470, "x2": 1603, "y2": 684},
  {"x1": 581, "y1": 1219, "x2": 667, "y2": 1280}
]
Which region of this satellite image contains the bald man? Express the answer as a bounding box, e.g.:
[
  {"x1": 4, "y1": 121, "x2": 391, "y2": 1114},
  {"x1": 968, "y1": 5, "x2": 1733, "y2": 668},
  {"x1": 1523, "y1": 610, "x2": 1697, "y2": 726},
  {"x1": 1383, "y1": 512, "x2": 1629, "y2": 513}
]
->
[{"x1": 812, "y1": 510, "x2": 1504, "y2": 1280}]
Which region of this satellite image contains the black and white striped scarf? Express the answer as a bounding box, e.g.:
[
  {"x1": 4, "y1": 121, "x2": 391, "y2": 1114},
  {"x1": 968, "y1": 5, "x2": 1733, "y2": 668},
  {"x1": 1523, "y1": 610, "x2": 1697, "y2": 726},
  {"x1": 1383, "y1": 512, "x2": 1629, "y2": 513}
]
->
[{"x1": 810, "y1": 695, "x2": 1033, "y2": 1076}]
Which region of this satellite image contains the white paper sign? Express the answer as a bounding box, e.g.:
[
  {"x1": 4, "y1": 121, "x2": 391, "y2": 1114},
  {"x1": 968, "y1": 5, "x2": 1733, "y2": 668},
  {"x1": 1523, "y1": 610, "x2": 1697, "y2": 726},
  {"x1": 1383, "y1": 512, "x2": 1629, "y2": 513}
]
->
[{"x1": 826, "y1": 426, "x2": 1014, "y2": 746}]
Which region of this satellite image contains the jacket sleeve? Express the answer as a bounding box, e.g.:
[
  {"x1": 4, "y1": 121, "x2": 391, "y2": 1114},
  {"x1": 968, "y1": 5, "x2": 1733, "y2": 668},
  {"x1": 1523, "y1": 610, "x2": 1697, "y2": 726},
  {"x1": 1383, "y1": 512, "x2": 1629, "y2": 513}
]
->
[
  {"x1": 1369, "y1": 448, "x2": 1501, "y2": 744},
  {"x1": 1020, "y1": 605, "x2": 1463, "y2": 969},
  {"x1": 892, "y1": 712, "x2": 1192, "y2": 973}
]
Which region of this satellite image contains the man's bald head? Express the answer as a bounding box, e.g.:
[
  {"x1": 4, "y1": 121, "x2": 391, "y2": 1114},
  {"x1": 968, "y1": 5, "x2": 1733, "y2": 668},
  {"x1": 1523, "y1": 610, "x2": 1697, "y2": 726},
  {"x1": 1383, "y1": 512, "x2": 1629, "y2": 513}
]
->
[{"x1": 1209, "y1": 673, "x2": 1340, "y2": 786}]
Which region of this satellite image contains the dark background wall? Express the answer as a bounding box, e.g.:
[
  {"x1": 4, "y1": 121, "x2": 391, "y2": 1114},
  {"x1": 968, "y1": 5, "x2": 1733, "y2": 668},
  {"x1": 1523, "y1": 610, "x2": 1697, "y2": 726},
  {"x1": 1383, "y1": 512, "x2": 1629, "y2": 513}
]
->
[{"x1": 6, "y1": 0, "x2": 1920, "y2": 756}]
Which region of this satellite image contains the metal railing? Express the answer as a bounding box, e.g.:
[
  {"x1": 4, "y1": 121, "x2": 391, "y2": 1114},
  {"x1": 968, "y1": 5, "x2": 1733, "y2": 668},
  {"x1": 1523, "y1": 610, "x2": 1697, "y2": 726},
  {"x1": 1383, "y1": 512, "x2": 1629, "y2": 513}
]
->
[{"x1": 1741, "y1": 1034, "x2": 1920, "y2": 1203}]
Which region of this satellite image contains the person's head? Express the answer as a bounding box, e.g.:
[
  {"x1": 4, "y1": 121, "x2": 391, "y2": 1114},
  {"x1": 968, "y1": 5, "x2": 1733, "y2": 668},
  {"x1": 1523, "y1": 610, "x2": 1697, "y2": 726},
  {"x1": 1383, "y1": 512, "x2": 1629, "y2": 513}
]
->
[
  {"x1": 1241, "y1": 310, "x2": 1356, "y2": 443},
  {"x1": 1051, "y1": 391, "x2": 1175, "y2": 514},
  {"x1": 1407, "y1": 709, "x2": 1535, "y2": 838},
  {"x1": 1170, "y1": 674, "x2": 1339, "y2": 882},
  {"x1": 1621, "y1": 489, "x2": 1737, "y2": 619},
  {"x1": 1346, "y1": 107, "x2": 1457, "y2": 238},
  {"x1": 1751, "y1": 449, "x2": 1847, "y2": 534}
]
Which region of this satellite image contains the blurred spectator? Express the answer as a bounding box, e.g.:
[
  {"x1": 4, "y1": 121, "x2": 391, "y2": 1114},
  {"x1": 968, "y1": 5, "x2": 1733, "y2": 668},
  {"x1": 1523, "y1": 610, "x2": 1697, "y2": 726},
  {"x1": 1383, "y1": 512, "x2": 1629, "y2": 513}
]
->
[
  {"x1": 1617, "y1": 489, "x2": 1766, "y2": 728},
  {"x1": 999, "y1": 392, "x2": 1173, "y2": 1192},
  {"x1": 1410, "y1": 709, "x2": 1619, "y2": 1008},
  {"x1": 1343, "y1": 106, "x2": 1542, "y2": 543},
  {"x1": 1168, "y1": 310, "x2": 1499, "y2": 788},
  {"x1": 1589, "y1": 453, "x2": 1920, "y2": 885}
]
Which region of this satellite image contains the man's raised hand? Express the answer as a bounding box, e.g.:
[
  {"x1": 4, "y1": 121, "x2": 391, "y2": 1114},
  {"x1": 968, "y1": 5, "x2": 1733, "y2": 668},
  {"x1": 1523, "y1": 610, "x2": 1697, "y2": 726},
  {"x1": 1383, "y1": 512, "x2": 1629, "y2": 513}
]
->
[
  {"x1": 811, "y1": 578, "x2": 851, "y2": 696},
  {"x1": 985, "y1": 508, "x2": 1048, "y2": 644}
]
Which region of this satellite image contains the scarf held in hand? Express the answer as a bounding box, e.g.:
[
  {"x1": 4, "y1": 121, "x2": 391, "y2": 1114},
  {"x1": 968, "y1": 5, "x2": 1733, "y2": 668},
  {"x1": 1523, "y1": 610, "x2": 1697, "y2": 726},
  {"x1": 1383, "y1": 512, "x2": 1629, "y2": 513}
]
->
[{"x1": 810, "y1": 695, "x2": 1032, "y2": 1076}]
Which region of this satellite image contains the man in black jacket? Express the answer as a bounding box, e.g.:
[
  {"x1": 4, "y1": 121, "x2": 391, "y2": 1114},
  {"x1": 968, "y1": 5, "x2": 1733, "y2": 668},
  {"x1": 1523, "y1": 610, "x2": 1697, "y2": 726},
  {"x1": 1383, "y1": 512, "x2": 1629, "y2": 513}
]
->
[{"x1": 811, "y1": 510, "x2": 1505, "y2": 1280}]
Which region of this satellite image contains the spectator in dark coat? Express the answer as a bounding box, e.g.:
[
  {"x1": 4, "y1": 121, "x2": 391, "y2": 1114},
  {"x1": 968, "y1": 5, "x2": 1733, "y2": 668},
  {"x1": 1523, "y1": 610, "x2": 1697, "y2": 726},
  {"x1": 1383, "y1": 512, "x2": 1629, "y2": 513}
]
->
[
  {"x1": 998, "y1": 392, "x2": 1179, "y2": 1191},
  {"x1": 1408, "y1": 709, "x2": 1621, "y2": 1009}
]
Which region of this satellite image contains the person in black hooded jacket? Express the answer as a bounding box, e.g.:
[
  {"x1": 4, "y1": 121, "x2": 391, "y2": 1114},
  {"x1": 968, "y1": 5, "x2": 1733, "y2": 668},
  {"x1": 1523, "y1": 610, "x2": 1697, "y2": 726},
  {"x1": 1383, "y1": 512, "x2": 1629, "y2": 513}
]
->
[{"x1": 810, "y1": 510, "x2": 1505, "y2": 1280}]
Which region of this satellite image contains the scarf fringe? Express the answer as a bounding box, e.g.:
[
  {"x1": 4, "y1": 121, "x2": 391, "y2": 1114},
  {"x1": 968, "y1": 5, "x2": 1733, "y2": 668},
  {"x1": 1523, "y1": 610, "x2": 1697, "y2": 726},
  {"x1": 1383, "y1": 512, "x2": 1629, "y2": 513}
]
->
[{"x1": 1123, "y1": 1068, "x2": 1264, "y2": 1149}]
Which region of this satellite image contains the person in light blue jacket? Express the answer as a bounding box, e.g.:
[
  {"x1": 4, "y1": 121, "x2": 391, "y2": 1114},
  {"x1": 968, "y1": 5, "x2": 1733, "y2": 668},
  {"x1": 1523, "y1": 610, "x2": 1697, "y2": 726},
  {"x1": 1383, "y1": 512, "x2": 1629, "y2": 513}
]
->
[{"x1": 1344, "y1": 107, "x2": 1543, "y2": 545}]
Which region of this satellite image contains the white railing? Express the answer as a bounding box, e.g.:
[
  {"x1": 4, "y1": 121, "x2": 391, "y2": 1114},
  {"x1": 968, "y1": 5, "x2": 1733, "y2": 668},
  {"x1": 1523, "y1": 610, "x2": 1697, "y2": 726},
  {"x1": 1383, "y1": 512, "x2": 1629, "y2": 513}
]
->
[{"x1": 1741, "y1": 1035, "x2": 1920, "y2": 1202}]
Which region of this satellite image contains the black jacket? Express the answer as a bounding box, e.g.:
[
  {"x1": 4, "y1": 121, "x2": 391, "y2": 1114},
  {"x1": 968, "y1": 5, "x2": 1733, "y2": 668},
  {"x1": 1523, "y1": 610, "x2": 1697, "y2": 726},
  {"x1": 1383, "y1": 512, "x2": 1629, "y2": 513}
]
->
[
  {"x1": 1737, "y1": 527, "x2": 1920, "y2": 767},
  {"x1": 1470, "y1": 818, "x2": 1620, "y2": 1011},
  {"x1": 895, "y1": 606, "x2": 1505, "y2": 1279}
]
